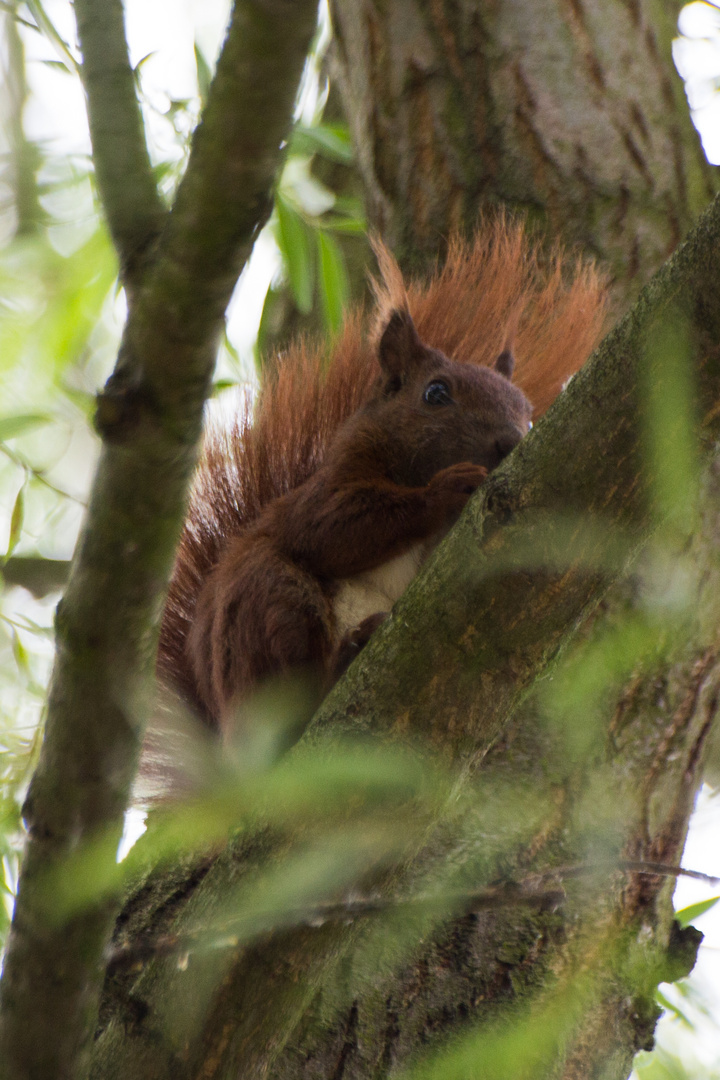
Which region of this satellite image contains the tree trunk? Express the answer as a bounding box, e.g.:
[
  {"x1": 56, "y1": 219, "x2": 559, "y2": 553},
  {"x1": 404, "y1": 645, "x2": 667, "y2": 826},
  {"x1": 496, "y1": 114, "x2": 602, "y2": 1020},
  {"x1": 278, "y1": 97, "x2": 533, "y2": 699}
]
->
[
  {"x1": 87, "y1": 2, "x2": 720, "y2": 1078},
  {"x1": 330, "y1": 0, "x2": 715, "y2": 300}
]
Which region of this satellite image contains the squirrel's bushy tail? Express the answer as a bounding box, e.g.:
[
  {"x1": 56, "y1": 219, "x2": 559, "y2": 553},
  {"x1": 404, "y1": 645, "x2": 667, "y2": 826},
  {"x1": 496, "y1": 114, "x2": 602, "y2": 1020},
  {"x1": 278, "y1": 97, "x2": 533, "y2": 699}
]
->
[
  {"x1": 372, "y1": 217, "x2": 607, "y2": 414},
  {"x1": 158, "y1": 218, "x2": 607, "y2": 711}
]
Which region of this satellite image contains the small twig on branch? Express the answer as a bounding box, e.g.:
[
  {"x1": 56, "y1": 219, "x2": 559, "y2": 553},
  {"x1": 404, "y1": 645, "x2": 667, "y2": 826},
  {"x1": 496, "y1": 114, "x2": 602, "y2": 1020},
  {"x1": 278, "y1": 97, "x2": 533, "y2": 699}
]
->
[
  {"x1": 1, "y1": 557, "x2": 71, "y2": 598},
  {"x1": 105, "y1": 859, "x2": 719, "y2": 973},
  {"x1": 618, "y1": 860, "x2": 719, "y2": 886}
]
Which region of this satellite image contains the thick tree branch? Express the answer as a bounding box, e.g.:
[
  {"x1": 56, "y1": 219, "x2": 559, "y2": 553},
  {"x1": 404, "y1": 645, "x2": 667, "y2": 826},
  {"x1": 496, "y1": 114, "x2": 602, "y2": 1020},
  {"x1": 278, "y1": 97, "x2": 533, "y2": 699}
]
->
[
  {"x1": 88, "y1": 194, "x2": 720, "y2": 1079},
  {"x1": 330, "y1": 0, "x2": 717, "y2": 298},
  {"x1": 74, "y1": 0, "x2": 165, "y2": 286},
  {"x1": 0, "y1": 3, "x2": 319, "y2": 1079},
  {"x1": 311, "y1": 192, "x2": 720, "y2": 752}
]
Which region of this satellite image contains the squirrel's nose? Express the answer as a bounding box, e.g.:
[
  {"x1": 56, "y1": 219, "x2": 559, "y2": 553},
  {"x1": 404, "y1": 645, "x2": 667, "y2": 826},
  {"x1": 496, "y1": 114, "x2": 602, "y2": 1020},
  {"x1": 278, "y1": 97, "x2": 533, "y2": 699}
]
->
[{"x1": 494, "y1": 427, "x2": 523, "y2": 463}]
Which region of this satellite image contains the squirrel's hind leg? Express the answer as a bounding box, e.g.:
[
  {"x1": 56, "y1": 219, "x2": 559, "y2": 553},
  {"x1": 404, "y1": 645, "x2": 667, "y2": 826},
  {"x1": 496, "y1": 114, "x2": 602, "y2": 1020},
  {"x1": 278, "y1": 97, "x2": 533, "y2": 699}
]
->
[
  {"x1": 188, "y1": 535, "x2": 335, "y2": 738},
  {"x1": 184, "y1": 535, "x2": 334, "y2": 738}
]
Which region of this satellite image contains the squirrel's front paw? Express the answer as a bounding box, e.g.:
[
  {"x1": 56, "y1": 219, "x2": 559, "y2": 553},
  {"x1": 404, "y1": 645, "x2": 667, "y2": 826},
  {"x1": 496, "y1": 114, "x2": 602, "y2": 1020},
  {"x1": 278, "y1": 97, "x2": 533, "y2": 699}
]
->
[{"x1": 428, "y1": 462, "x2": 488, "y2": 508}]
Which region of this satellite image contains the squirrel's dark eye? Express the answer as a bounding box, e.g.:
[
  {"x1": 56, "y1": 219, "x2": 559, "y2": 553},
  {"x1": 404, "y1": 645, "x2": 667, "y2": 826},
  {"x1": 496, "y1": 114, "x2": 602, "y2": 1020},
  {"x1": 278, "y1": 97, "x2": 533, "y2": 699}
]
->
[{"x1": 423, "y1": 380, "x2": 452, "y2": 406}]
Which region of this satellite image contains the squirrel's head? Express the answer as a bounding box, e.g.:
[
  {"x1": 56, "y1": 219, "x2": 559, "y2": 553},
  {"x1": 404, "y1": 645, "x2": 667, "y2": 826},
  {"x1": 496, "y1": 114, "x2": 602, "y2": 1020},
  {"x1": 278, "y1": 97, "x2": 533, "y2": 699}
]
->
[{"x1": 373, "y1": 309, "x2": 534, "y2": 486}]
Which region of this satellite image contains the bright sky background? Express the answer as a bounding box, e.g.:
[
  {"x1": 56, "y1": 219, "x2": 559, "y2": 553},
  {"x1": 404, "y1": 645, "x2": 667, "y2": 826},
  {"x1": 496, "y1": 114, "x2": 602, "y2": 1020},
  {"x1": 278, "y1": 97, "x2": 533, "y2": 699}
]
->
[
  {"x1": 21, "y1": 0, "x2": 279, "y2": 380},
  {"x1": 4, "y1": 0, "x2": 720, "y2": 1072}
]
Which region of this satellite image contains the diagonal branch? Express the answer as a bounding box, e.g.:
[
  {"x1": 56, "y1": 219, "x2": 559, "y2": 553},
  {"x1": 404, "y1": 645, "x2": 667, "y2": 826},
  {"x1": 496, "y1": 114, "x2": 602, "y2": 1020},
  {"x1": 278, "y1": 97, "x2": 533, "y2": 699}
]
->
[
  {"x1": 102, "y1": 860, "x2": 718, "y2": 975},
  {"x1": 0, "y1": 3, "x2": 320, "y2": 1079},
  {"x1": 311, "y1": 193, "x2": 720, "y2": 756},
  {"x1": 85, "y1": 194, "x2": 720, "y2": 1079},
  {"x1": 74, "y1": 0, "x2": 165, "y2": 286},
  {"x1": 130, "y1": 0, "x2": 321, "y2": 416}
]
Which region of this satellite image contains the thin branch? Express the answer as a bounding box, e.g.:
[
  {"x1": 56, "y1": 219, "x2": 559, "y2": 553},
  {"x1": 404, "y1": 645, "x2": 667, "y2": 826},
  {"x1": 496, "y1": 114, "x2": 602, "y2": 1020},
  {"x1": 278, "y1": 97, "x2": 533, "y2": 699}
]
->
[
  {"x1": 127, "y1": 0, "x2": 322, "y2": 420},
  {"x1": 73, "y1": 0, "x2": 165, "y2": 286},
  {"x1": 3, "y1": 4, "x2": 44, "y2": 235},
  {"x1": 1, "y1": 557, "x2": 71, "y2": 597},
  {"x1": 0, "y1": 2, "x2": 320, "y2": 1078},
  {"x1": 104, "y1": 860, "x2": 719, "y2": 973},
  {"x1": 617, "y1": 860, "x2": 720, "y2": 886}
]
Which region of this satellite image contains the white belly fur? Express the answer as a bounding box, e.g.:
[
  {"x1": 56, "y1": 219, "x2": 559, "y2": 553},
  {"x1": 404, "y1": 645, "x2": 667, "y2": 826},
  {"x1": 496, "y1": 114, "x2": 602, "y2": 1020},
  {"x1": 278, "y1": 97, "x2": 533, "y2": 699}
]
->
[{"x1": 332, "y1": 539, "x2": 436, "y2": 639}]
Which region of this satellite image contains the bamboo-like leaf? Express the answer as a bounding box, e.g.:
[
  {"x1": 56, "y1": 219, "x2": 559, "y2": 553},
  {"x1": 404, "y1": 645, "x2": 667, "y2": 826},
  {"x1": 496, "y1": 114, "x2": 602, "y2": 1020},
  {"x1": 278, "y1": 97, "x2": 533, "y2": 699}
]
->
[
  {"x1": 291, "y1": 123, "x2": 354, "y2": 163},
  {"x1": 321, "y1": 214, "x2": 367, "y2": 235},
  {"x1": 0, "y1": 2, "x2": 36, "y2": 31},
  {"x1": 276, "y1": 194, "x2": 314, "y2": 314},
  {"x1": 25, "y1": 0, "x2": 77, "y2": 71},
  {"x1": 40, "y1": 60, "x2": 72, "y2": 74},
  {"x1": 195, "y1": 43, "x2": 212, "y2": 104},
  {"x1": 10, "y1": 630, "x2": 30, "y2": 680},
  {"x1": 0, "y1": 415, "x2": 51, "y2": 442},
  {"x1": 654, "y1": 987, "x2": 694, "y2": 1029},
  {"x1": 5, "y1": 482, "x2": 25, "y2": 561},
  {"x1": 674, "y1": 895, "x2": 720, "y2": 928},
  {"x1": 317, "y1": 231, "x2": 349, "y2": 334}
]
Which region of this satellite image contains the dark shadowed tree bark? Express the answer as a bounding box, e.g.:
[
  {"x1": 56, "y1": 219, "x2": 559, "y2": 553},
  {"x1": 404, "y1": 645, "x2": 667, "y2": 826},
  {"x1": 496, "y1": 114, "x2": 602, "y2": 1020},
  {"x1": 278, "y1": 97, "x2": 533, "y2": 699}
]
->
[{"x1": 3, "y1": 2, "x2": 720, "y2": 1080}]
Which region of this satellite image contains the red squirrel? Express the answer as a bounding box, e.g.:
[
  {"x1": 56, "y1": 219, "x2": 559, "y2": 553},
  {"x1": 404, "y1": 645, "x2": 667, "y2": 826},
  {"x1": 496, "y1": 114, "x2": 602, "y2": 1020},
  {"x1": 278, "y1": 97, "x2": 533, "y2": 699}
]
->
[{"x1": 157, "y1": 221, "x2": 606, "y2": 738}]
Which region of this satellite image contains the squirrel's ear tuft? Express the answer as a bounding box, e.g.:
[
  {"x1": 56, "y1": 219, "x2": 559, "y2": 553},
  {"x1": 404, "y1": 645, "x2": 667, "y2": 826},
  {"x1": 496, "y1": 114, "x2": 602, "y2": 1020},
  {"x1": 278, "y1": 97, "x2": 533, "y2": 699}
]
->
[
  {"x1": 494, "y1": 347, "x2": 515, "y2": 380},
  {"x1": 378, "y1": 309, "x2": 421, "y2": 379}
]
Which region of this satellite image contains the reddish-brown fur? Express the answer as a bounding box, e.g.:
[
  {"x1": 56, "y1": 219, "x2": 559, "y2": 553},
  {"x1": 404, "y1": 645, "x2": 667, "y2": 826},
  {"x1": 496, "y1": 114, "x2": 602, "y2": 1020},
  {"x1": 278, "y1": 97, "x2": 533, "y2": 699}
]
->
[{"x1": 157, "y1": 220, "x2": 607, "y2": 735}]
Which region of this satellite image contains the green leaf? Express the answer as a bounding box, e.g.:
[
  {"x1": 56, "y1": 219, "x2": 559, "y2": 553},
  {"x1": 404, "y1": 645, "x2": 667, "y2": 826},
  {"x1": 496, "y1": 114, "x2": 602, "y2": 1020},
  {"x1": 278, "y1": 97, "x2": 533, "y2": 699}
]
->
[
  {"x1": 25, "y1": 0, "x2": 77, "y2": 71},
  {"x1": 655, "y1": 987, "x2": 693, "y2": 1028},
  {"x1": 317, "y1": 231, "x2": 349, "y2": 335},
  {"x1": 256, "y1": 285, "x2": 288, "y2": 370},
  {"x1": 134, "y1": 52, "x2": 156, "y2": 72},
  {"x1": 195, "y1": 43, "x2": 212, "y2": 104},
  {"x1": 0, "y1": 2, "x2": 35, "y2": 30},
  {"x1": 211, "y1": 380, "x2": 238, "y2": 396},
  {"x1": 675, "y1": 894, "x2": 720, "y2": 928},
  {"x1": 275, "y1": 194, "x2": 314, "y2": 314},
  {"x1": 633, "y1": 1047, "x2": 690, "y2": 1080},
  {"x1": 321, "y1": 214, "x2": 367, "y2": 235},
  {"x1": 5, "y1": 482, "x2": 25, "y2": 561},
  {"x1": 223, "y1": 328, "x2": 241, "y2": 369},
  {"x1": 40, "y1": 60, "x2": 72, "y2": 74},
  {"x1": 291, "y1": 123, "x2": 354, "y2": 164},
  {"x1": 10, "y1": 630, "x2": 30, "y2": 680},
  {"x1": 59, "y1": 388, "x2": 97, "y2": 420},
  {"x1": 0, "y1": 228, "x2": 118, "y2": 380},
  {"x1": 332, "y1": 195, "x2": 366, "y2": 218},
  {"x1": 151, "y1": 160, "x2": 178, "y2": 185},
  {"x1": 0, "y1": 415, "x2": 51, "y2": 442}
]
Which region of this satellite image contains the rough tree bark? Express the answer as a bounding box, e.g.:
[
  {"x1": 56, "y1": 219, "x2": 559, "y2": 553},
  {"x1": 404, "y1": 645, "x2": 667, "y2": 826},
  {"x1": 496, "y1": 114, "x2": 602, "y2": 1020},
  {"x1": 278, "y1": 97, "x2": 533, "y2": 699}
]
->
[
  {"x1": 84, "y1": 3, "x2": 720, "y2": 1080},
  {"x1": 330, "y1": 0, "x2": 716, "y2": 299},
  {"x1": 3, "y1": 1, "x2": 719, "y2": 1080},
  {"x1": 90, "y1": 198, "x2": 720, "y2": 1079}
]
